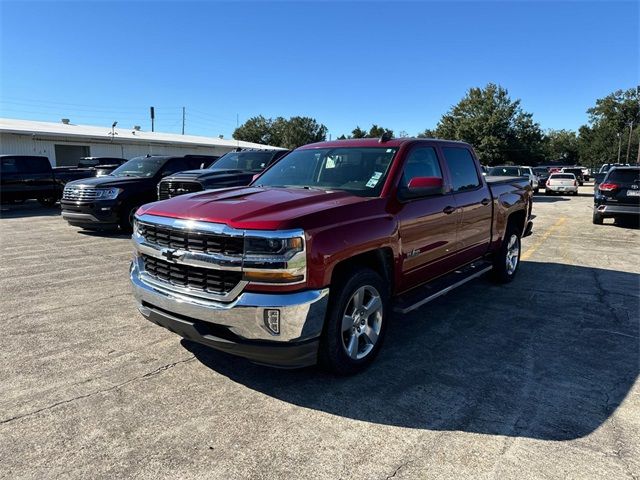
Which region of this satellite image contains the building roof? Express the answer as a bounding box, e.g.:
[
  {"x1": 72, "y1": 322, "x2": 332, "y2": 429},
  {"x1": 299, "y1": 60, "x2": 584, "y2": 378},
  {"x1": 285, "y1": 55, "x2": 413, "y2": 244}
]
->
[{"x1": 0, "y1": 118, "x2": 282, "y2": 150}]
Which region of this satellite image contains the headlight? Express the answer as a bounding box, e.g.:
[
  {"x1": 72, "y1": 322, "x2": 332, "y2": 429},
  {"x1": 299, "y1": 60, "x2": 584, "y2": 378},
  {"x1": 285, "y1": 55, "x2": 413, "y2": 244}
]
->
[
  {"x1": 94, "y1": 187, "x2": 123, "y2": 200},
  {"x1": 243, "y1": 233, "x2": 306, "y2": 284},
  {"x1": 244, "y1": 236, "x2": 303, "y2": 258}
]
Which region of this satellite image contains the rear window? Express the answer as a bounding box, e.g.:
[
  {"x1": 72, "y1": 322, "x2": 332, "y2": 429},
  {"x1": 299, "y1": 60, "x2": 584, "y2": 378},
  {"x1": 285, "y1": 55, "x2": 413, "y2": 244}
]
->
[
  {"x1": 550, "y1": 174, "x2": 574, "y2": 179},
  {"x1": 607, "y1": 169, "x2": 640, "y2": 183},
  {"x1": 488, "y1": 166, "x2": 522, "y2": 176}
]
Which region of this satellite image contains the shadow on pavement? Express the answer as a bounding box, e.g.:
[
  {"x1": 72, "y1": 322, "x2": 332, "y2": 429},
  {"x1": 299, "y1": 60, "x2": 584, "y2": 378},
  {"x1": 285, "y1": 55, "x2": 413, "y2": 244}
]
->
[
  {"x1": 0, "y1": 201, "x2": 61, "y2": 218},
  {"x1": 184, "y1": 261, "x2": 639, "y2": 441},
  {"x1": 533, "y1": 196, "x2": 570, "y2": 203},
  {"x1": 77, "y1": 229, "x2": 132, "y2": 239}
]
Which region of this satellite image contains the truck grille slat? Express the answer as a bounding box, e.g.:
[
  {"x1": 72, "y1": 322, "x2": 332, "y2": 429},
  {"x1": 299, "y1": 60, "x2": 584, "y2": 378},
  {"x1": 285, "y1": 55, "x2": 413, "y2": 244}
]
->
[
  {"x1": 158, "y1": 181, "x2": 203, "y2": 200},
  {"x1": 63, "y1": 187, "x2": 98, "y2": 201},
  {"x1": 138, "y1": 223, "x2": 243, "y2": 255},
  {"x1": 142, "y1": 254, "x2": 241, "y2": 294}
]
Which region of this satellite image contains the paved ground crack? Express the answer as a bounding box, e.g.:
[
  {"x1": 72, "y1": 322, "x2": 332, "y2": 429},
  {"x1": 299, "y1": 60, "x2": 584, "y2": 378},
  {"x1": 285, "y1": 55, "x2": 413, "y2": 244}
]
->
[{"x1": 0, "y1": 356, "x2": 195, "y2": 425}]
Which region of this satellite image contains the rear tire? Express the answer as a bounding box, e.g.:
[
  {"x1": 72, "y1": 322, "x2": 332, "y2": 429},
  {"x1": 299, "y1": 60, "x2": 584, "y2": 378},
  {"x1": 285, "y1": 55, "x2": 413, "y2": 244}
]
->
[
  {"x1": 492, "y1": 223, "x2": 521, "y2": 283},
  {"x1": 318, "y1": 268, "x2": 389, "y2": 375},
  {"x1": 592, "y1": 212, "x2": 603, "y2": 225}
]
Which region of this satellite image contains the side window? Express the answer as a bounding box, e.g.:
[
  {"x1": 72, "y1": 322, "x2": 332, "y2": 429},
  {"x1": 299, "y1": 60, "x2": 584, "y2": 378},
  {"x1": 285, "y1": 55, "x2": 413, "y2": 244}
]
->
[
  {"x1": 1, "y1": 157, "x2": 20, "y2": 174},
  {"x1": 400, "y1": 147, "x2": 442, "y2": 188},
  {"x1": 161, "y1": 159, "x2": 188, "y2": 176},
  {"x1": 442, "y1": 147, "x2": 481, "y2": 192},
  {"x1": 26, "y1": 157, "x2": 50, "y2": 173}
]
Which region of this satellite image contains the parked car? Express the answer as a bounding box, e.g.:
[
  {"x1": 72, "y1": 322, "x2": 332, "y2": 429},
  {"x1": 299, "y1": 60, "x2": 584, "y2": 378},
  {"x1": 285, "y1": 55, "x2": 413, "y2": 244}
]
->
[
  {"x1": 560, "y1": 167, "x2": 585, "y2": 185},
  {"x1": 61, "y1": 154, "x2": 215, "y2": 231},
  {"x1": 545, "y1": 173, "x2": 578, "y2": 195},
  {"x1": 533, "y1": 166, "x2": 550, "y2": 190},
  {"x1": 580, "y1": 166, "x2": 590, "y2": 181},
  {"x1": 77, "y1": 157, "x2": 128, "y2": 176},
  {"x1": 157, "y1": 149, "x2": 289, "y2": 200},
  {"x1": 0, "y1": 154, "x2": 97, "y2": 206},
  {"x1": 130, "y1": 138, "x2": 533, "y2": 374},
  {"x1": 487, "y1": 165, "x2": 538, "y2": 193},
  {"x1": 593, "y1": 166, "x2": 640, "y2": 225}
]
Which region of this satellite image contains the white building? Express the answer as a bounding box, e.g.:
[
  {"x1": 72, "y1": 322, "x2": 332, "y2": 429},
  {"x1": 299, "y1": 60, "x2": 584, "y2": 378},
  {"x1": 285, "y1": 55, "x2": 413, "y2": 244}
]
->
[{"x1": 0, "y1": 118, "x2": 279, "y2": 166}]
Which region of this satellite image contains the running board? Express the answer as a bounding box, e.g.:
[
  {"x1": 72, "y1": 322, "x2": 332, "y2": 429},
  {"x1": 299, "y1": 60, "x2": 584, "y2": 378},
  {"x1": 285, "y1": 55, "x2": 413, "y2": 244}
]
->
[{"x1": 393, "y1": 261, "x2": 493, "y2": 314}]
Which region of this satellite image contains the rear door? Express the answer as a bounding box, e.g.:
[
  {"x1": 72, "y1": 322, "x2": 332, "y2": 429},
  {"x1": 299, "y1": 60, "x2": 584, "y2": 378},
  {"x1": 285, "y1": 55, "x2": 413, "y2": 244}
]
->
[
  {"x1": 0, "y1": 156, "x2": 24, "y2": 201},
  {"x1": 25, "y1": 157, "x2": 57, "y2": 199},
  {"x1": 441, "y1": 146, "x2": 493, "y2": 265},
  {"x1": 396, "y1": 145, "x2": 460, "y2": 290}
]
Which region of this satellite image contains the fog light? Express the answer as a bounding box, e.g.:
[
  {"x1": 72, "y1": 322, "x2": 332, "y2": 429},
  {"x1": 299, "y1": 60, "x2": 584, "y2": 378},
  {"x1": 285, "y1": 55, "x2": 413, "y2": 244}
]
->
[{"x1": 264, "y1": 309, "x2": 280, "y2": 335}]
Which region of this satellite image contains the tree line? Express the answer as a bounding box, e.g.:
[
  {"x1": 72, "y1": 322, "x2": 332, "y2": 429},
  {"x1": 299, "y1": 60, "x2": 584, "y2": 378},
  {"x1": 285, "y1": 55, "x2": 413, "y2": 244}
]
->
[{"x1": 233, "y1": 84, "x2": 639, "y2": 167}]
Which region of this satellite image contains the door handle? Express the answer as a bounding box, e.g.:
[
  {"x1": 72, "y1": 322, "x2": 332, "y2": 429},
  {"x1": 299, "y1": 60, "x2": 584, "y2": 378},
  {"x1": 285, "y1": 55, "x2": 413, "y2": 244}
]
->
[
  {"x1": 481, "y1": 198, "x2": 490, "y2": 206},
  {"x1": 443, "y1": 206, "x2": 456, "y2": 215}
]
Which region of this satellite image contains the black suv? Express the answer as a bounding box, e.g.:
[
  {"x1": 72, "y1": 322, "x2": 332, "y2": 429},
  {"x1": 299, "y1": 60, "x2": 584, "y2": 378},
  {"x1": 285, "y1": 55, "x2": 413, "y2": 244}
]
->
[
  {"x1": 593, "y1": 166, "x2": 640, "y2": 225},
  {"x1": 157, "y1": 149, "x2": 289, "y2": 200},
  {"x1": 61, "y1": 154, "x2": 214, "y2": 231}
]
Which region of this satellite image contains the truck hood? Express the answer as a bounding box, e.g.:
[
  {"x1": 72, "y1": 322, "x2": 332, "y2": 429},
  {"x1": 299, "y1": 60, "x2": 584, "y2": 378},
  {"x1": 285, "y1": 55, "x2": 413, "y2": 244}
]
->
[
  {"x1": 66, "y1": 175, "x2": 153, "y2": 188},
  {"x1": 164, "y1": 168, "x2": 253, "y2": 182},
  {"x1": 139, "y1": 186, "x2": 373, "y2": 230}
]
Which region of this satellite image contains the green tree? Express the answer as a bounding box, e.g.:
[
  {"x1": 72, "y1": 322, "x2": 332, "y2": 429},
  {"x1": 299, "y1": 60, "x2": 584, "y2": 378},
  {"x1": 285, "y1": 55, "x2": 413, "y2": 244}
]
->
[
  {"x1": 233, "y1": 115, "x2": 327, "y2": 149},
  {"x1": 544, "y1": 129, "x2": 579, "y2": 163},
  {"x1": 340, "y1": 124, "x2": 394, "y2": 139},
  {"x1": 577, "y1": 87, "x2": 639, "y2": 168},
  {"x1": 431, "y1": 83, "x2": 545, "y2": 165}
]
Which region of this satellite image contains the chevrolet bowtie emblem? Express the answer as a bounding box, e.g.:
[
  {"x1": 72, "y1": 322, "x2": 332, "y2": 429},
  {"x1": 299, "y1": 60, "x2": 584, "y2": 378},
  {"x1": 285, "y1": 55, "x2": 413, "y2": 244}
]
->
[{"x1": 160, "y1": 248, "x2": 184, "y2": 263}]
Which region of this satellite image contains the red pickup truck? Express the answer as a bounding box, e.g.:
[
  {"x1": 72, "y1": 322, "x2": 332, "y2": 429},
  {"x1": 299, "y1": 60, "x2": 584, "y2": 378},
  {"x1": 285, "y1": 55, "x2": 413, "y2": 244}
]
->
[{"x1": 130, "y1": 138, "x2": 533, "y2": 374}]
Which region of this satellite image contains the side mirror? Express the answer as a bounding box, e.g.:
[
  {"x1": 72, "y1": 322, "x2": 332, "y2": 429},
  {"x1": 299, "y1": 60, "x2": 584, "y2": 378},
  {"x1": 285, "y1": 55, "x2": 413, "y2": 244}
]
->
[{"x1": 403, "y1": 176, "x2": 444, "y2": 199}]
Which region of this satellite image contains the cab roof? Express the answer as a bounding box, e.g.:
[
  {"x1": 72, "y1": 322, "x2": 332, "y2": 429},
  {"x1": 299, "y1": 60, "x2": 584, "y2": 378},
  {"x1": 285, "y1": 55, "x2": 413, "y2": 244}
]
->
[{"x1": 298, "y1": 137, "x2": 472, "y2": 150}]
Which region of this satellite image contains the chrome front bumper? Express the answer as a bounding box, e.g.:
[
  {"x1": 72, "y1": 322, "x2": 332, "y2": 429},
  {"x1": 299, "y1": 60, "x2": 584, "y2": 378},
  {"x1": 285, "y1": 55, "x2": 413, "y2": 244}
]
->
[{"x1": 130, "y1": 258, "x2": 329, "y2": 344}]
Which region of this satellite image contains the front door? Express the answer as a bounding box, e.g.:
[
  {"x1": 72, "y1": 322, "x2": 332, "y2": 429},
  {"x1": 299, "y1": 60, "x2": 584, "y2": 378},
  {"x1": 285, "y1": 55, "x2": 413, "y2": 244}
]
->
[{"x1": 396, "y1": 145, "x2": 461, "y2": 292}]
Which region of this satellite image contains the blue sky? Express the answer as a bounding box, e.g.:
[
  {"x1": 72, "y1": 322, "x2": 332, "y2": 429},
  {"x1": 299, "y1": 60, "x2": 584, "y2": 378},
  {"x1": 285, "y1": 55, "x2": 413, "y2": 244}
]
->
[{"x1": 1, "y1": 1, "x2": 638, "y2": 139}]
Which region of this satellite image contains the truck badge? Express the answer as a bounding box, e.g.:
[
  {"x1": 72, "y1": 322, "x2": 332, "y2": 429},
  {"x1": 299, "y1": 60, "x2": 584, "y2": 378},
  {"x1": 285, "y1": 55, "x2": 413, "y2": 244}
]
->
[{"x1": 161, "y1": 248, "x2": 184, "y2": 263}]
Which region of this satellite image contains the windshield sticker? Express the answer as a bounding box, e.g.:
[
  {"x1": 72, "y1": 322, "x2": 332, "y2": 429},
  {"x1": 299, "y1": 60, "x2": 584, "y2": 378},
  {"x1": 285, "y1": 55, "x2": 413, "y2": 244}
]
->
[{"x1": 366, "y1": 171, "x2": 383, "y2": 188}]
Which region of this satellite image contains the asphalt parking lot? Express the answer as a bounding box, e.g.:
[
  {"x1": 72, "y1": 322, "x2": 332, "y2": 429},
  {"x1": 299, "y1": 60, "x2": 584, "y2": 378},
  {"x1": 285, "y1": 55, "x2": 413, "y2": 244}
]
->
[{"x1": 1, "y1": 186, "x2": 639, "y2": 480}]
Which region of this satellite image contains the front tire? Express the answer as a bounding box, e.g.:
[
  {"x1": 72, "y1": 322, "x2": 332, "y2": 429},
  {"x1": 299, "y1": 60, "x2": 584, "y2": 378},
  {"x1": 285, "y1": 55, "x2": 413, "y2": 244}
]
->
[
  {"x1": 492, "y1": 224, "x2": 521, "y2": 283},
  {"x1": 319, "y1": 268, "x2": 389, "y2": 375},
  {"x1": 119, "y1": 205, "x2": 139, "y2": 232}
]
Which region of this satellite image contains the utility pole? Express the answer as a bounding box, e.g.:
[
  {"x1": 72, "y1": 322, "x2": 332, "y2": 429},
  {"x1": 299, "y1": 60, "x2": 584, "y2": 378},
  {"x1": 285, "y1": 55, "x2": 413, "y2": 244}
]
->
[
  {"x1": 150, "y1": 107, "x2": 155, "y2": 132},
  {"x1": 182, "y1": 107, "x2": 185, "y2": 135},
  {"x1": 616, "y1": 132, "x2": 622, "y2": 163},
  {"x1": 625, "y1": 120, "x2": 633, "y2": 163}
]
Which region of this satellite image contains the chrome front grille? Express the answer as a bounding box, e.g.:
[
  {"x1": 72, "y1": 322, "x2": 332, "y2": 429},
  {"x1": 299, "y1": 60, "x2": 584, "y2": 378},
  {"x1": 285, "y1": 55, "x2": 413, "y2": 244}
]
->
[
  {"x1": 63, "y1": 186, "x2": 98, "y2": 201},
  {"x1": 141, "y1": 254, "x2": 242, "y2": 294},
  {"x1": 138, "y1": 222, "x2": 244, "y2": 255}
]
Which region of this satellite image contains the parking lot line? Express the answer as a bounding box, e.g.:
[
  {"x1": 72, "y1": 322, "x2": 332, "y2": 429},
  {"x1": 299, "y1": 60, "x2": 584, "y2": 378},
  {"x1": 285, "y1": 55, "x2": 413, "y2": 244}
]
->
[{"x1": 521, "y1": 216, "x2": 567, "y2": 261}]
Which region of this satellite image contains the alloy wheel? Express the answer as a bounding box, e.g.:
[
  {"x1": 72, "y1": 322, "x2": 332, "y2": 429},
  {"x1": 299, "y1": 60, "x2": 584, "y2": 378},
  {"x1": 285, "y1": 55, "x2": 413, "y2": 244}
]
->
[{"x1": 341, "y1": 285, "x2": 383, "y2": 360}]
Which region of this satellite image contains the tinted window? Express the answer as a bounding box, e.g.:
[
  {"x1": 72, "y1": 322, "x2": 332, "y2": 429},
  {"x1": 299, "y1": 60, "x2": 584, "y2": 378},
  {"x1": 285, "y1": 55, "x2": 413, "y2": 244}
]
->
[
  {"x1": 25, "y1": 157, "x2": 51, "y2": 173},
  {"x1": 162, "y1": 158, "x2": 195, "y2": 175},
  {"x1": 442, "y1": 147, "x2": 481, "y2": 192},
  {"x1": 607, "y1": 169, "x2": 640, "y2": 183},
  {"x1": 214, "y1": 151, "x2": 277, "y2": 171},
  {"x1": 1, "y1": 157, "x2": 21, "y2": 173},
  {"x1": 111, "y1": 157, "x2": 167, "y2": 177},
  {"x1": 550, "y1": 174, "x2": 574, "y2": 179},
  {"x1": 488, "y1": 166, "x2": 522, "y2": 176},
  {"x1": 400, "y1": 147, "x2": 442, "y2": 188}
]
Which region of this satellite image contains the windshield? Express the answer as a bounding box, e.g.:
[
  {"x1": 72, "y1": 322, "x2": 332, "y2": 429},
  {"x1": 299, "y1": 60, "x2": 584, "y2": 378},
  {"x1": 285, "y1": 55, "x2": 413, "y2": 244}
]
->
[
  {"x1": 110, "y1": 157, "x2": 166, "y2": 177},
  {"x1": 533, "y1": 167, "x2": 548, "y2": 175},
  {"x1": 212, "y1": 151, "x2": 275, "y2": 171},
  {"x1": 488, "y1": 166, "x2": 522, "y2": 176},
  {"x1": 253, "y1": 147, "x2": 398, "y2": 197}
]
